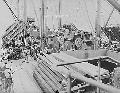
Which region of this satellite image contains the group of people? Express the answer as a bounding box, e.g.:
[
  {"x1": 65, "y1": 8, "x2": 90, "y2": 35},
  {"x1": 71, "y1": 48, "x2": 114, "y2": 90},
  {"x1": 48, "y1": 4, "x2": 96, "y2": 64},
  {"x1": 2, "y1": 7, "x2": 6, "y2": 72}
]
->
[{"x1": 44, "y1": 27, "x2": 94, "y2": 54}]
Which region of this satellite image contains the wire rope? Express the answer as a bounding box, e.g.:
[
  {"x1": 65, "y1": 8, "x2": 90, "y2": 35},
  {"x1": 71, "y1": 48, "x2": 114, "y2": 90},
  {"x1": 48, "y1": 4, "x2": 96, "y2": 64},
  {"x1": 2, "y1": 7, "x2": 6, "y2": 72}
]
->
[
  {"x1": 104, "y1": 8, "x2": 115, "y2": 27},
  {"x1": 30, "y1": 0, "x2": 40, "y2": 26},
  {"x1": 82, "y1": 0, "x2": 95, "y2": 32},
  {"x1": 2, "y1": 0, "x2": 19, "y2": 21}
]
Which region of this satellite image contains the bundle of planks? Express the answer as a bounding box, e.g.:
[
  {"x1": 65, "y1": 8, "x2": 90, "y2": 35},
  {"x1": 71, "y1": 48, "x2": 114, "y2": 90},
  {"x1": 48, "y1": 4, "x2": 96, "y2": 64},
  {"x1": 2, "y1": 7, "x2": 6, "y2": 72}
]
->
[{"x1": 33, "y1": 54, "x2": 67, "y2": 93}]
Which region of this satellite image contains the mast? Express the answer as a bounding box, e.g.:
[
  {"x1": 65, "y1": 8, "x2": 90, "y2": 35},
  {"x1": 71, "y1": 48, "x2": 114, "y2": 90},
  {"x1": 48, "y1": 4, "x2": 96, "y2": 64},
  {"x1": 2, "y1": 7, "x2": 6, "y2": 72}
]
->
[
  {"x1": 95, "y1": 1, "x2": 101, "y2": 93},
  {"x1": 94, "y1": 0, "x2": 101, "y2": 50},
  {"x1": 58, "y1": 0, "x2": 62, "y2": 29},
  {"x1": 40, "y1": 0, "x2": 45, "y2": 50},
  {"x1": 17, "y1": 0, "x2": 20, "y2": 19},
  {"x1": 24, "y1": 0, "x2": 27, "y2": 22},
  {"x1": 45, "y1": 0, "x2": 48, "y2": 32}
]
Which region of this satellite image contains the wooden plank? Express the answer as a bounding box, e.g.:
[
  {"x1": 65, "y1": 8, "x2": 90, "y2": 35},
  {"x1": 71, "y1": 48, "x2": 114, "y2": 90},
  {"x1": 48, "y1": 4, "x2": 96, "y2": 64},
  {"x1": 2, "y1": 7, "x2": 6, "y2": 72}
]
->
[
  {"x1": 33, "y1": 71, "x2": 54, "y2": 93},
  {"x1": 72, "y1": 62, "x2": 109, "y2": 76},
  {"x1": 2, "y1": 22, "x2": 20, "y2": 39},
  {"x1": 38, "y1": 54, "x2": 66, "y2": 80},
  {"x1": 35, "y1": 67, "x2": 59, "y2": 92},
  {"x1": 63, "y1": 50, "x2": 86, "y2": 59},
  {"x1": 52, "y1": 52, "x2": 81, "y2": 63},
  {"x1": 40, "y1": 52, "x2": 107, "y2": 77},
  {"x1": 63, "y1": 49, "x2": 107, "y2": 59},
  {"x1": 35, "y1": 69, "x2": 56, "y2": 92},
  {"x1": 43, "y1": 53, "x2": 88, "y2": 76},
  {"x1": 50, "y1": 53, "x2": 109, "y2": 77},
  {"x1": 37, "y1": 55, "x2": 64, "y2": 81},
  {"x1": 38, "y1": 62, "x2": 62, "y2": 90},
  {"x1": 56, "y1": 55, "x2": 109, "y2": 66},
  {"x1": 10, "y1": 23, "x2": 28, "y2": 39},
  {"x1": 8, "y1": 22, "x2": 24, "y2": 39},
  {"x1": 39, "y1": 61, "x2": 63, "y2": 82}
]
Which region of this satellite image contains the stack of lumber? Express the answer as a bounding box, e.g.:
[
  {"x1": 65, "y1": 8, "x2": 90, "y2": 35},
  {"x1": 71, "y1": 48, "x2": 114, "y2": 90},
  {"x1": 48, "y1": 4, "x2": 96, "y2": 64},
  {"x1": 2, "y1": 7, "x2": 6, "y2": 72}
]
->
[{"x1": 33, "y1": 54, "x2": 67, "y2": 93}]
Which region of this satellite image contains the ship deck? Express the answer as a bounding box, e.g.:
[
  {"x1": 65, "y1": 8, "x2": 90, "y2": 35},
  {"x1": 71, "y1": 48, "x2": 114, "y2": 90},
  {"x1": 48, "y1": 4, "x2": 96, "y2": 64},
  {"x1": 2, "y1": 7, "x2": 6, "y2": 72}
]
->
[{"x1": 9, "y1": 58, "x2": 43, "y2": 93}]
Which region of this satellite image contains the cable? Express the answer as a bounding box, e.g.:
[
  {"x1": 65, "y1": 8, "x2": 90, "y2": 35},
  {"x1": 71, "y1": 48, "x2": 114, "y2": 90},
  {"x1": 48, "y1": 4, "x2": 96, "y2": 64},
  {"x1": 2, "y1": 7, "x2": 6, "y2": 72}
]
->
[
  {"x1": 2, "y1": 0, "x2": 19, "y2": 21},
  {"x1": 103, "y1": 0, "x2": 119, "y2": 27},
  {"x1": 30, "y1": 0, "x2": 39, "y2": 25},
  {"x1": 82, "y1": 0, "x2": 95, "y2": 32},
  {"x1": 104, "y1": 8, "x2": 115, "y2": 27}
]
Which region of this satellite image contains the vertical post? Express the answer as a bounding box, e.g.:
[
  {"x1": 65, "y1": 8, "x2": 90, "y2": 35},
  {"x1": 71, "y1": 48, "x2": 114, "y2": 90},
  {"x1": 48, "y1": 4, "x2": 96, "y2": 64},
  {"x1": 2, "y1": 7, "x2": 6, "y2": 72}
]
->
[
  {"x1": 97, "y1": 59, "x2": 101, "y2": 93},
  {"x1": 17, "y1": 0, "x2": 19, "y2": 20},
  {"x1": 41, "y1": 0, "x2": 45, "y2": 51},
  {"x1": 23, "y1": 0, "x2": 27, "y2": 46},
  {"x1": 45, "y1": 0, "x2": 48, "y2": 32},
  {"x1": 24, "y1": 0, "x2": 27, "y2": 22},
  {"x1": 67, "y1": 71, "x2": 71, "y2": 93},
  {"x1": 94, "y1": 0, "x2": 101, "y2": 50},
  {"x1": 58, "y1": 0, "x2": 62, "y2": 29},
  {"x1": 95, "y1": 0, "x2": 101, "y2": 93}
]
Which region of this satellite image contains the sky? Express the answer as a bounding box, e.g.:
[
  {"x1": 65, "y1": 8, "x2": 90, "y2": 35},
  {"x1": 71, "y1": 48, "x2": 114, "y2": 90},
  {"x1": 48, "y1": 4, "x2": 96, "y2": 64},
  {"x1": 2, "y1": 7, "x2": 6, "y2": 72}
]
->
[{"x1": 0, "y1": 0, "x2": 120, "y2": 50}]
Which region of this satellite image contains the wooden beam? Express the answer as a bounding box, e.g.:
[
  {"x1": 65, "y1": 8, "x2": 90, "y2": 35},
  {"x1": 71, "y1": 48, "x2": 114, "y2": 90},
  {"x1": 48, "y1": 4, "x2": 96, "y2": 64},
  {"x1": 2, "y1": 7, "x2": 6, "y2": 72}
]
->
[
  {"x1": 57, "y1": 56, "x2": 109, "y2": 66},
  {"x1": 67, "y1": 71, "x2": 71, "y2": 93},
  {"x1": 33, "y1": 70, "x2": 54, "y2": 93},
  {"x1": 24, "y1": 0, "x2": 27, "y2": 21},
  {"x1": 71, "y1": 72, "x2": 120, "y2": 93}
]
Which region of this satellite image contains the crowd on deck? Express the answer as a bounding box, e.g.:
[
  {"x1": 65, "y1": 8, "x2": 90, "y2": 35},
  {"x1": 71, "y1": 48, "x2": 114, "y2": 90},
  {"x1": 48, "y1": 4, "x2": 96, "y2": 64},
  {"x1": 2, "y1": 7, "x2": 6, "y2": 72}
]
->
[
  {"x1": 0, "y1": 22, "x2": 95, "y2": 92},
  {"x1": 1, "y1": 22, "x2": 120, "y2": 61},
  {"x1": 1, "y1": 20, "x2": 120, "y2": 92}
]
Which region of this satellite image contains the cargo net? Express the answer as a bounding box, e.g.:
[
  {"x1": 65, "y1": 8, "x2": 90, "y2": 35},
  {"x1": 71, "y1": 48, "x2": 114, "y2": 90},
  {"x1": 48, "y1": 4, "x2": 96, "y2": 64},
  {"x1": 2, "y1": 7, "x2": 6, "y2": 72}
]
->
[{"x1": 112, "y1": 67, "x2": 120, "y2": 89}]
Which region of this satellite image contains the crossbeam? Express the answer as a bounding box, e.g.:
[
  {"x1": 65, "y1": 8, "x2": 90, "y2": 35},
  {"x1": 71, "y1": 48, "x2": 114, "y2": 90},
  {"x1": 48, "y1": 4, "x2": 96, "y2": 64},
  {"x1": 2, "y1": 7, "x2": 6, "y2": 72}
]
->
[
  {"x1": 71, "y1": 71, "x2": 120, "y2": 93},
  {"x1": 57, "y1": 56, "x2": 109, "y2": 66}
]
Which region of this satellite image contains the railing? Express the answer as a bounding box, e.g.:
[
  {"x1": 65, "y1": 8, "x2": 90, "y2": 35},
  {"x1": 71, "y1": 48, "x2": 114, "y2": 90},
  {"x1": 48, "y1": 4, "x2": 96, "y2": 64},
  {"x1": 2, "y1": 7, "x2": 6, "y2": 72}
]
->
[
  {"x1": 37, "y1": 52, "x2": 120, "y2": 93},
  {"x1": 69, "y1": 71, "x2": 120, "y2": 93},
  {"x1": 56, "y1": 56, "x2": 120, "y2": 93}
]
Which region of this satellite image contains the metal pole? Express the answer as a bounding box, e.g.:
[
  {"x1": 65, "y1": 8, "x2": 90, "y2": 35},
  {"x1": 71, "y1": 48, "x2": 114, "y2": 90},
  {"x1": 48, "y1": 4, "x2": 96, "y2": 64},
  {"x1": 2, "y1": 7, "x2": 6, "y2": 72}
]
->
[
  {"x1": 67, "y1": 71, "x2": 71, "y2": 93},
  {"x1": 17, "y1": 0, "x2": 20, "y2": 19},
  {"x1": 95, "y1": 0, "x2": 101, "y2": 93},
  {"x1": 58, "y1": 0, "x2": 62, "y2": 29},
  {"x1": 94, "y1": 0, "x2": 101, "y2": 50},
  {"x1": 45, "y1": 0, "x2": 48, "y2": 32},
  {"x1": 97, "y1": 59, "x2": 101, "y2": 93},
  {"x1": 40, "y1": 0, "x2": 45, "y2": 51},
  {"x1": 24, "y1": 0, "x2": 27, "y2": 22}
]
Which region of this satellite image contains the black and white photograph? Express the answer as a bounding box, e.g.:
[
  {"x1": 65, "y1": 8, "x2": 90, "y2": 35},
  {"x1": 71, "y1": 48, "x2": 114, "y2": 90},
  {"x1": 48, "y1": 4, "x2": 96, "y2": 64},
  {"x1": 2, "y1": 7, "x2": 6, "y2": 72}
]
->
[{"x1": 0, "y1": 0, "x2": 120, "y2": 93}]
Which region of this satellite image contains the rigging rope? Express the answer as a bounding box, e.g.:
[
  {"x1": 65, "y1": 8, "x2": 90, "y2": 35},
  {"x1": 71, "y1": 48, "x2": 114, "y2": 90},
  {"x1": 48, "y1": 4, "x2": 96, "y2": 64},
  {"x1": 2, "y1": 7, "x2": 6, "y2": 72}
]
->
[
  {"x1": 104, "y1": 0, "x2": 119, "y2": 27},
  {"x1": 104, "y1": 8, "x2": 115, "y2": 27},
  {"x1": 30, "y1": 0, "x2": 40, "y2": 26},
  {"x1": 2, "y1": 0, "x2": 19, "y2": 21},
  {"x1": 82, "y1": 0, "x2": 95, "y2": 32}
]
